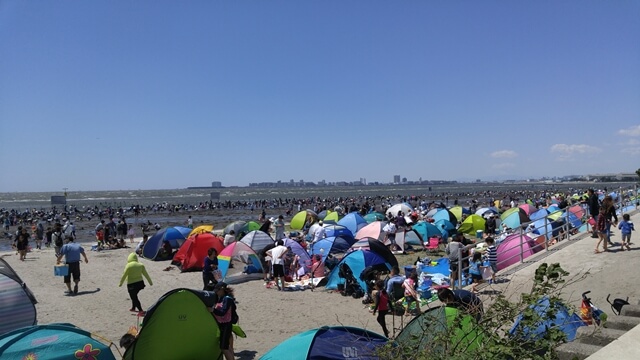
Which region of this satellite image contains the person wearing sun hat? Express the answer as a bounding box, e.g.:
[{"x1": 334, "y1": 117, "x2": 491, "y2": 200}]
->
[{"x1": 211, "y1": 282, "x2": 237, "y2": 360}]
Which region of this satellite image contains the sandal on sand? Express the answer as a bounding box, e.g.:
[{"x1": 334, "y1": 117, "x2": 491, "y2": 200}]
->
[
  {"x1": 626, "y1": 245, "x2": 631, "y2": 251},
  {"x1": 594, "y1": 249, "x2": 602, "y2": 254}
]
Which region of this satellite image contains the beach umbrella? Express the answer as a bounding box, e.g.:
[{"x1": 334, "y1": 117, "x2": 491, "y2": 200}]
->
[
  {"x1": 260, "y1": 326, "x2": 388, "y2": 360},
  {"x1": 355, "y1": 221, "x2": 387, "y2": 242},
  {"x1": 237, "y1": 221, "x2": 261, "y2": 238},
  {"x1": 457, "y1": 214, "x2": 486, "y2": 235},
  {"x1": 223, "y1": 221, "x2": 246, "y2": 236},
  {"x1": 518, "y1": 204, "x2": 538, "y2": 216},
  {"x1": 290, "y1": 210, "x2": 318, "y2": 230},
  {"x1": 188, "y1": 225, "x2": 213, "y2": 238},
  {"x1": 337, "y1": 212, "x2": 368, "y2": 235},
  {"x1": 386, "y1": 203, "x2": 413, "y2": 218},
  {"x1": 364, "y1": 212, "x2": 386, "y2": 223},
  {"x1": 500, "y1": 208, "x2": 529, "y2": 229}
]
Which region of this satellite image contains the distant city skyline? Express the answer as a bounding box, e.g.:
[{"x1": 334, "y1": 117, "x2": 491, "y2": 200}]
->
[{"x1": 1, "y1": 2, "x2": 638, "y2": 192}]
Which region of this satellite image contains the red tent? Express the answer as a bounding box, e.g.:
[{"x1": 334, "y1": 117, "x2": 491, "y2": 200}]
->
[{"x1": 173, "y1": 233, "x2": 224, "y2": 272}]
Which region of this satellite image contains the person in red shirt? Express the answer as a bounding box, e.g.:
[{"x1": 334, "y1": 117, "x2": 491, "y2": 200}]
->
[{"x1": 371, "y1": 280, "x2": 390, "y2": 338}]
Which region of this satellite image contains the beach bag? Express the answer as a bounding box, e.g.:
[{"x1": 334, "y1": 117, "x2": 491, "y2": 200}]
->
[
  {"x1": 54, "y1": 264, "x2": 69, "y2": 276},
  {"x1": 481, "y1": 266, "x2": 493, "y2": 281}
]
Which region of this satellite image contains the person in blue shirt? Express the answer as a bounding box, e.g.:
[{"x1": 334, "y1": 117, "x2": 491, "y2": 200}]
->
[
  {"x1": 56, "y1": 237, "x2": 89, "y2": 295},
  {"x1": 468, "y1": 252, "x2": 484, "y2": 293},
  {"x1": 203, "y1": 247, "x2": 219, "y2": 290},
  {"x1": 618, "y1": 214, "x2": 635, "y2": 251}
]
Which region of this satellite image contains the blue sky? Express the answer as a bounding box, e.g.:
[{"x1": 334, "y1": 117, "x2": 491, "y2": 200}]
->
[{"x1": 1, "y1": 1, "x2": 639, "y2": 192}]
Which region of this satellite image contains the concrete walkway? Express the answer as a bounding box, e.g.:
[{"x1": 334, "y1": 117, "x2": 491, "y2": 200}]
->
[{"x1": 474, "y1": 208, "x2": 640, "y2": 358}]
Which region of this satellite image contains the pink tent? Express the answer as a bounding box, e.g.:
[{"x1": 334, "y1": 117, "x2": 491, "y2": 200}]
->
[
  {"x1": 355, "y1": 221, "x2": 387, "y2": 242},
  {"x1": 496, "y1": 234, "x2": 540, "y2": 271}
]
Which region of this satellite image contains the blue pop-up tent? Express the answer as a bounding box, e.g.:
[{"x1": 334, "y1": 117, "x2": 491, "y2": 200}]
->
[
  {"x1": 325, "y1": 250, "x2": 391, "y2": 291},
  {"x1": 509, "y1": 297, "x2": 586, "y2": 342},
  {"x1": 142, "y1": 226, "x2": 191, "y2": 260},
  {"x1": 260, "y1": 326, "x2": 388, "y2": 360}
]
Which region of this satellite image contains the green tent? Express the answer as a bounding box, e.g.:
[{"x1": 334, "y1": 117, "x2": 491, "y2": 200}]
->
[
  {"x1": 395, "y1": 306, "x2": 483, "y2": 355},
  {"x1": 124, "y1": 289, "x2": 222, "y2": 360},
  {"x1": 457, "y1": 214, "x2": 486, "y2": 235}
]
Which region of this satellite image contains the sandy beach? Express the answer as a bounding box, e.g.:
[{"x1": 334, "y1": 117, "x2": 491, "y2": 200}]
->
[{"x1": 2, "y1": 207, "x2": 639, "y2": 359}]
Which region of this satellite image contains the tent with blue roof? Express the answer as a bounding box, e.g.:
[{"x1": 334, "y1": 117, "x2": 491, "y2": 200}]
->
[
  {"x1": 310, "y1": 236, "x2": 356, "y2": 261},
  {"x1": 0, "y1": 323, "x2": 117, "y2": 360},
  {"x1": 142, "y1": 226, "x2": 192, "y2": 260},
  {"x1": 325, "y1": 250, "x2": 391, "y2": 292},
  {"x1": 337, "y1": 212, "x2": 368, "y2": 235},
  {"x1": 260, "y1": 326, "x2": 388, "y2": 360},
  {"x1": 0, "y1": 258, "x2": 37, "y2": 336},
  {"x1": 510, "y1": 297, "x2": 586, "y2": 342}
]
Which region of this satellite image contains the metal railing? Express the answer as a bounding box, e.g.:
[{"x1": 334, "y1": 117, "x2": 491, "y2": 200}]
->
[{"x1": 451, "y1": 184, "x2": 639, "y2": 289}]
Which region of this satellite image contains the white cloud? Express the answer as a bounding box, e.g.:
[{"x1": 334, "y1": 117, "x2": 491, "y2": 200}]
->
[
  {"x1": 491, "y1": 163, "x2": 515, "y2": 170},
  {"x1": 550, "y1": 144, "x2": 601, "y2": 161},
  {"x1": 490, "y1": 150, "x2": 518, "y2": 158},
  {"x1": 625, "y1": 138, "x2": 640, "y2": 146},
  {"x1": 621, "y1": 147, "x2": 640, "y2": 155},
  {"x1": 618, "y1": 125, "x2": 640, "y2": 137}
]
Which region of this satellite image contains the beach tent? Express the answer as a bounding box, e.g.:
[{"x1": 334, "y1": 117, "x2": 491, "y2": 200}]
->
[
  {"x1": 434, "y1": 219, "x2": 456, "y2": 239},
  {"x1": 509, "y1": 297, "x2": 585, "y2": 343},
  {"x1": 322, "y1": 224, "x2": 353, "y2": 239},
  {"x1": 432, "y1": 208, "x2": 458, "y2": 227},
  {"x1": 187, "y1": 225, "x2": 213, "y2": 238},
  {"x1": 239, "y1": 230, "x2": 274, "y2": 252},
  {"x1": 412, "y1": 221, "x2": 442, "y2": 240},
  {"x1": 123, "y1": 289, "x2": 221, "y2": 360},
  {"x1": 237, "y1": 221, "x2": 261, "y2": 239},
  {"x1": 223, "y1": 220, "x2": 246, "y2": 236},
  {"x1": 0, "y1": 323, "x2": 116, "y2": 360},
  {"x1": 172, "y1": 233, "x2": 225, "y2": 272},
  {"x1": 501, "y1": 208, "x2": 530, "y2": 229},
  {"x1": 386, "y1": 203, "x2": 413, "y2": 218},
  {"x1": 218, "y1": 241, "x2": 264, "y2": 281},
  {"x1": 260, "y1": 326, "x2": 387, "y2": 360},
  {"x1": 364, "y1": 212, "x2": 386, "y2": 223},
  {"x1": 337, "y1": 212, "x2": 368, "y2": 235},
  {"x1": 519, "y1": 203, "x2": 538, "y2": 216},
  {"x1": 320, "y1": 210, "x2": 340, "y2": 223},
  {"x1": 325, "y1": 250, "x2": 391, "y2": 292},
  {"x1": 348, "y1": 237, "x2": 398, "y2": 268},
  {"x1": 142, "y1": 226, "x2": 191, "y2": 260},
  {"x1": 290, "y1": 210, "x2": 318, "y2": 230},
  {"x1": 395, "y1": 306, "x2": 482, "y2": 354},
  {"x1": 457, "y1": 214, "x2": 486, "y2": 235},
  {"x1": 497, "y1": 234, "x2": 540, "y2": 271},
  {"x1": 529, "y1": 208, "x2": 549, "y2": 221},
  {"x1": 310, "y1": 236, "x2": 355, "y2": 261},
  {"x1": 355, "y1": 221, "x2": 387, "y2": 242},
  {"x1": 475, "y1": 207, "x2": 499, "y2": 218},
  {"x1": 0, "y1": 259, "x2": 37, "y2": 336},
  {"x1": 283, "y1": 238, "x2": 312, "y2": 272}
]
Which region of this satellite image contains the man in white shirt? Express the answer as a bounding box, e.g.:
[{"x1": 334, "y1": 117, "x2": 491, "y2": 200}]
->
[
  {"x1": 266, "y1": 240, "x2": 288, "y2": 291},
  {"x1": 223, "y1": 230, "x2": 236, "y2": 247},
  {"x1": 313, "y1": 221, "x2": 326, "y2": 243}
]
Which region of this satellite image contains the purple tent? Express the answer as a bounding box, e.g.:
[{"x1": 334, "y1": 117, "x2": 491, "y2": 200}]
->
[{"x1": 496, "y1": 234, "x2": 540, "y2": 271}]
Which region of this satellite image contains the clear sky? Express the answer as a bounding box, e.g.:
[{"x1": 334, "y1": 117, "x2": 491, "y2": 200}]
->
[{"x1": 1, "y1": 1, "x2": 639, "y2": 192}]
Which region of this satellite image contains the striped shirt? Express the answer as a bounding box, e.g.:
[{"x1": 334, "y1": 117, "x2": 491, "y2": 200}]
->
[{"x1": 487, "y1": 245, "x2": 498, "y2": 264}]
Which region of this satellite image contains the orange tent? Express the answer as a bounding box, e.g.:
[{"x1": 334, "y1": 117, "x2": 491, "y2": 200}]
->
[{"x1": 173, "y1": 233, "x2": 224, "y2": 272}]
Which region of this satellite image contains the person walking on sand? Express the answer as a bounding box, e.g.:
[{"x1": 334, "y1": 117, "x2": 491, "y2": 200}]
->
[
  {"x1": 371, "y1": 280, "x2": 390, "y2": 338},
  {"x1": 119, "y1": 253, "x2": 153, "y2": 313},
  {"x1": 127, "y1": 224, "x2": 135, "y2": 244},
  {"x1": 56, "y1": 236, "x2": 88, "y2": 295},
  {"x1": 274, "y1": 215, "x2": 285, "y2": 241}
]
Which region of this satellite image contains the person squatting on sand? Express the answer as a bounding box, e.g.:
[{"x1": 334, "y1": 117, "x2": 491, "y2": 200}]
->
[
  {"x1": 210, "y1": 282, "x2": 238, "y2": 360},
  {"x1": 203, "y1": 247, "x2": 220, "y2": 290},
  {"x1": 119, "y1": 253, "x2": 153, "y2": 313},
  {"x1": 56, "y1": 236, "x2": 89, "y2": 295}
]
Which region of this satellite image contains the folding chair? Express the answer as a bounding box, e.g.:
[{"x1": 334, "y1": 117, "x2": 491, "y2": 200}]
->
[
  {"x1": 424, "y1": 236, "x2": 440, "y2": 253},
  {"x1": 390, "y1": 282, "x2": 406, "y2": 337}
]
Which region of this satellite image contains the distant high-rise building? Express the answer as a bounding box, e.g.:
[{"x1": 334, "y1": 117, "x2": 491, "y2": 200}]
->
[
  {"x1": 211, "y1": 181, "x2": 222, "y2": 188},
  {"x1": 393, "y1": 175, "x2": 400, "y2": 183}
]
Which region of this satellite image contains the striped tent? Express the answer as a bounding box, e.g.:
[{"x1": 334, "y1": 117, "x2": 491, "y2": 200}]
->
[{"x1": 0, "y1": 259, "x2": 37, "y2": 336}]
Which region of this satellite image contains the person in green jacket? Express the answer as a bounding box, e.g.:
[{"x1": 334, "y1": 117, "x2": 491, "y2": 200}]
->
[{"x1": 119, "y1": 253, "x2": 153, "y2": 313}]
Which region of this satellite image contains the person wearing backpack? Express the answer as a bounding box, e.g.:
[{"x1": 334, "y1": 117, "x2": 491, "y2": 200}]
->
[
  {"x1": 371, "y1": 280, "x2": 390, "y2": 338},
  {"x1": 52, "y1": 223, "x2": 65, "y2": 257},
  {"x1": 211, "y1": 282, "x2": 238, "y2": 360}
]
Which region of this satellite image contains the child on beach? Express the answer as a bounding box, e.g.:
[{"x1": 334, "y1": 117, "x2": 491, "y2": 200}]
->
[
  {"x1": 371, "y1": 280, "x2": 390, "y2": 338},
  {"x1": 595, "y1": 208, "x2": 608, "y2": 253},
  {"x1": 484, "y1": 237, "x2": 497, "y2": 283},
  {"x1": 618, "y1": 214, "x2": 635, "y2": 251},
  {"x1": 127, "y1": 224, "x2": 135, "y2": 244},
  {"x1": 469, "y1": 252, "x2": 485, "y2": 293},
  {"x1": 402, "y1": 272, "x2": 421, "y2": 316}
]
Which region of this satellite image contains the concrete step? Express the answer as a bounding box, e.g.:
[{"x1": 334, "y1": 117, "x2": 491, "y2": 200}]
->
[
  {"x1": 619, "y1": 304, "x2": 640, "y2": 317},
  {"x1": 574, "y1": 327, "x2": 627, "y2": 347},
  {"x1": 603, "y1": 315, "x2": 640, "y2": 331},
  {"x1": 556, "y1": 342, "x2": 603, "y2": 360}
]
